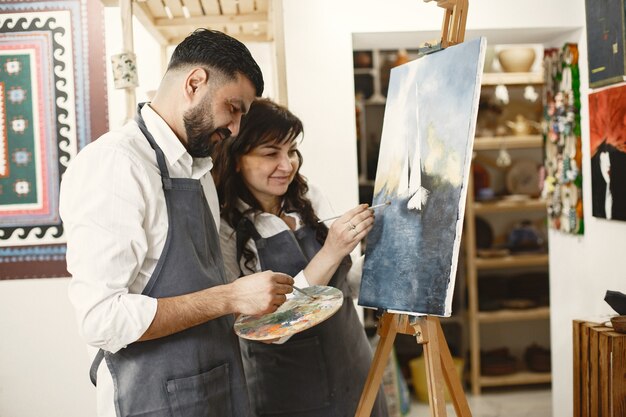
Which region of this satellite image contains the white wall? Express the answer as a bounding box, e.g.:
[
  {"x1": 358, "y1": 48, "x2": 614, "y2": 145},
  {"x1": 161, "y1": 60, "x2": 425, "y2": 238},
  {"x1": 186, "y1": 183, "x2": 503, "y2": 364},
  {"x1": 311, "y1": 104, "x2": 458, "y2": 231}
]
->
[
  {"x1": 0, "y1": 279, "x2": 94, "y2": 417},
  {"x1": 280, "y1": 2, "x2": 625, "y2": 417},
  {"x1": 547, "y1": 23, "x2": 626, "y2": 417}
]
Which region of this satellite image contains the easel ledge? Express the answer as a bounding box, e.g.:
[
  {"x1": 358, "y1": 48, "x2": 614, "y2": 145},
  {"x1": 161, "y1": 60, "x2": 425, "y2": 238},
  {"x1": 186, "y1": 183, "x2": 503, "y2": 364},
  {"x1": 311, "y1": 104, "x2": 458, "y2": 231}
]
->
[{"x1": 355, "y1": 2, "x2": 471, "y2": 416}]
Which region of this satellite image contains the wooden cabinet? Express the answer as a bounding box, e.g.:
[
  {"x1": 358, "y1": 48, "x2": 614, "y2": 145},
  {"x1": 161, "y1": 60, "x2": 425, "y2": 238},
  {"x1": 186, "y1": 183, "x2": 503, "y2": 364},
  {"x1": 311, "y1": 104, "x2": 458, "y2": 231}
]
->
[
  {"x1": 465, "y1": 71, "x2": 551, "y2": 395},
  {"x1": 573, "y1": 320, "x2": 626, "y2": 417}
]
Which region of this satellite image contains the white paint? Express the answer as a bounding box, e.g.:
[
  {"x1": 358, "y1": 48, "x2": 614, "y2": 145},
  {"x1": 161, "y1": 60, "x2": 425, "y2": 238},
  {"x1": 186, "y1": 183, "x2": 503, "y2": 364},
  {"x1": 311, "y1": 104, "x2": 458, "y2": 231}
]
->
[{"x1": 2, "y1": 2, "x2": 626, "y2": 417}]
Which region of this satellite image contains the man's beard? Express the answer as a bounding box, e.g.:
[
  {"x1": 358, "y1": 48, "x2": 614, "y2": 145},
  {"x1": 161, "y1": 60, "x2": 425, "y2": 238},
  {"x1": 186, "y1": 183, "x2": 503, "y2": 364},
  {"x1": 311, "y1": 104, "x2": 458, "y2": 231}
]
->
[{"x1": 183, "y1": 99, "x2": 231, "y2": 158}]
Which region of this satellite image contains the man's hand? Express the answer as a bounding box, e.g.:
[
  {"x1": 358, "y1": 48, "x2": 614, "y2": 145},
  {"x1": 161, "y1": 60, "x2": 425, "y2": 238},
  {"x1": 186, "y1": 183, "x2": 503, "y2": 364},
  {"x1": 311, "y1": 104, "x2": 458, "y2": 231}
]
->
[
  {"x1": 229, "y1": 271, "x2": 294, "y2": 315},
  {"x1": 138, "y1": 271, "x2": 293, "y2": 342}
]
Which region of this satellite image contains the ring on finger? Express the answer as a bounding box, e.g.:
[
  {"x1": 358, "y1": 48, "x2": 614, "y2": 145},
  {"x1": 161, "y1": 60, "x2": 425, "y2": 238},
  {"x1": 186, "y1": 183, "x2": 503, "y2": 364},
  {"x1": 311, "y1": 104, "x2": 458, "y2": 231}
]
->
[{"x1": 347, "y1": 221, "x2": 357, "y2": 230}]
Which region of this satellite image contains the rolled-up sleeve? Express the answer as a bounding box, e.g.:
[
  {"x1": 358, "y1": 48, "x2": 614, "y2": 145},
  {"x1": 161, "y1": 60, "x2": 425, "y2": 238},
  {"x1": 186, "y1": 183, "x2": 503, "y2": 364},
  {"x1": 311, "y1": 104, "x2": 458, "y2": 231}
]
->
[{"x1": 60, "y1": 142, "x2": 157, "y2": 354}]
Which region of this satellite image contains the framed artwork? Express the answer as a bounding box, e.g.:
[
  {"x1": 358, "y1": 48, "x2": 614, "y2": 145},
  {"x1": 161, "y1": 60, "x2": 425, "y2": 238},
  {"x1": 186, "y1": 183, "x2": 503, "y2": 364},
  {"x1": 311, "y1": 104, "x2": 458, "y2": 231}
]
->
[
  {"x1": 589, "y1": 83, "x2": 626, "y2": 221},
  {"x1": 359, "y1": 38, "x2": 485, "y2": 316},
  {"x1": 584, "y1": 0, "x2": 626, "y2": 88},
  {"x1": 0, "y1": 0, "x2": 107, "y2": 279},
  {"x1": 542, "y1": 44, "x2": 584, "y2": 234}
]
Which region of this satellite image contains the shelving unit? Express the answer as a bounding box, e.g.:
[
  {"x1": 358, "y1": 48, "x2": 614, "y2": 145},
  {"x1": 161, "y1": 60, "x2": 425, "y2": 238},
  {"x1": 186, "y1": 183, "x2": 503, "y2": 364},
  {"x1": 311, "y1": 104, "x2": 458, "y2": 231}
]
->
[{"x1": 465, "y1": 71, "x2": 550, "y2": 395}]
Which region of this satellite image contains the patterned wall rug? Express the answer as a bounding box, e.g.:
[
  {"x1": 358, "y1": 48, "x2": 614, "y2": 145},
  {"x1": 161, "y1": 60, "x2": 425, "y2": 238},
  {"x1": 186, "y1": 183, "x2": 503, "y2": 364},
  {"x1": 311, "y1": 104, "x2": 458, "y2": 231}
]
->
[{"x1": 0, "y1": 0, "x2": 107, "y2": 279}]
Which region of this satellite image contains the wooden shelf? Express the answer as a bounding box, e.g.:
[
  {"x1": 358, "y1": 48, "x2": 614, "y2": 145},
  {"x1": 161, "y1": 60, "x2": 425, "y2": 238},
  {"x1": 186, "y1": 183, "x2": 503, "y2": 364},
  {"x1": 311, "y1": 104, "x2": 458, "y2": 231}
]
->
[
  {"x1": 353, "y1": 68, "x2": 375, "y2": 75},
  {"x1": 364, "y1": 97, "x2": 386, "y2": 105},
  {"x1": 473, "y1": 198, "x2": 546, "y2": 214},
  {"x1": 480, "y1": 370, "x2": 551, "y2": 387},
  {"x1": 474, "y1": 135, "x2": 543, "y2": 150},
  {"x1": 466, "y1": 64, "x2": 549, "y2": 397},
  {"x1": 478, "y1": 306, "x2": 550, "y2": 323},
  {"x1": 481, "y1": 72, "x2": 544, "y2": 86},
  {"x1": 475, "y1": 253, "x2": 549, "y2": 270}
]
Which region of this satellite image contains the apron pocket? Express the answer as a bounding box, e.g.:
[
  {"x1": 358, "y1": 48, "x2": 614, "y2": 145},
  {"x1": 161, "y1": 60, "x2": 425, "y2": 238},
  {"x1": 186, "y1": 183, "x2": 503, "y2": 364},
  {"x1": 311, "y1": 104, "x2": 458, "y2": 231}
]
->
[
  {"x1": 166, "y1": 363, "x2": 233, "y2": 417},
  {"x1": 247, "y1": 336, "x2": 331, "y2": 415}
]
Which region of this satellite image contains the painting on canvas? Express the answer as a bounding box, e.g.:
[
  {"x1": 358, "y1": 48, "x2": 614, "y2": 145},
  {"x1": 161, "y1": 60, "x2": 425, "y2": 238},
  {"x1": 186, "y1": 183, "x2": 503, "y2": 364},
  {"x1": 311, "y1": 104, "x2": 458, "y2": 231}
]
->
[
  {"x1": 589, "y1": 84, "x2": 626, "y2": 221},
  {"x1": 359, "y1": 37, "x2": 486, "y2": 316}
]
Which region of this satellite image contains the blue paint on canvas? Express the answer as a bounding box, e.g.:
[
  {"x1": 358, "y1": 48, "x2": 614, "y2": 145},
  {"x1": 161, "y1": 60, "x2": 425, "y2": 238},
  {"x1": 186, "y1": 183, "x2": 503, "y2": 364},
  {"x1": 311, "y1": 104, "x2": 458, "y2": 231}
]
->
[{"x1": 359, "y1": 38, "x2": 486, "y2": 316}]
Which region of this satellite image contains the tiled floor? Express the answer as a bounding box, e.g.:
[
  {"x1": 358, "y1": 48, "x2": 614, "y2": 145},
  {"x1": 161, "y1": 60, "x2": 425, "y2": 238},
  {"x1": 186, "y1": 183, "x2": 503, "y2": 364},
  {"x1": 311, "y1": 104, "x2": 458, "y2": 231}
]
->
[{"x1": 405, "y1": 388, "x2": 551, "y2": 417}]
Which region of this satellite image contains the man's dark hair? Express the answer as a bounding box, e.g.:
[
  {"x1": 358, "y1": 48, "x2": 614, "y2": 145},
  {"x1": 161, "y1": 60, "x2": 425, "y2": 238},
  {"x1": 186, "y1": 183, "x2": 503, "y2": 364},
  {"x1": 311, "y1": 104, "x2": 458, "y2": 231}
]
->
[{"x1": 167, "y1": 28, "x2": 264, "y2": 96}]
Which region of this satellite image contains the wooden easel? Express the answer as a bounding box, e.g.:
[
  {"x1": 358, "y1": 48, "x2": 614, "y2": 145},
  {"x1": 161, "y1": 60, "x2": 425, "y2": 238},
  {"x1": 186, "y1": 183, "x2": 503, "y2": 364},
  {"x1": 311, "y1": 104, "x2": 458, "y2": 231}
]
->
[
  {"x1": 355, "y1": 2, "x2": 471, "y2": 416},
  {"x1": 432, "y1": 0, "x2": 468, "y2": 48},
  {"x1": 355, "y1": 314, "x2": 471, "y2": 417}
]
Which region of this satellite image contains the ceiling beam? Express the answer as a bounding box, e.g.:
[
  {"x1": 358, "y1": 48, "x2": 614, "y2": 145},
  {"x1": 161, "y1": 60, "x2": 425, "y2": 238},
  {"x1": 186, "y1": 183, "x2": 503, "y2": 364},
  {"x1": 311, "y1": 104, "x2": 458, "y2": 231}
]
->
[
  {"x1": 154, "y1": 11, "x2": 267, "y2": 28},
  {"x1": 167, "y1": 32, "x2": 270, "y2": 45},
  {"x1": 133, "y1": 1, "x2": 169, "y2": 45}
]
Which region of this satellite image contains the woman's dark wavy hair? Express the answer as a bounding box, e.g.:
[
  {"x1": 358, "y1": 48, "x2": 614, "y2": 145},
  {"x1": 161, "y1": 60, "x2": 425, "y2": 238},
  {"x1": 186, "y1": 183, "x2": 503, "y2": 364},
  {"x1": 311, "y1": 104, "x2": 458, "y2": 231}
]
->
[
  {"x1": 213, "y1": 99, "x2": 328, "y2": 271},
  {"x1": 167, "y1": 28, "x2": 264, "y2": 96}
]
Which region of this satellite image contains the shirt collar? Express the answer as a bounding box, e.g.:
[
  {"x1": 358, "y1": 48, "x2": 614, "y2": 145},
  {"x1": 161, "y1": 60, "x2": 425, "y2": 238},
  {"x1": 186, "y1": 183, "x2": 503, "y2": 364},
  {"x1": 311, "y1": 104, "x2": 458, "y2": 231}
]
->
[
  {"x1": 236, "y1": 198, "x2": 287, "y2": 217},
  {"x1": 140, "y1": 104, "x2": 213, "y2": 178}
]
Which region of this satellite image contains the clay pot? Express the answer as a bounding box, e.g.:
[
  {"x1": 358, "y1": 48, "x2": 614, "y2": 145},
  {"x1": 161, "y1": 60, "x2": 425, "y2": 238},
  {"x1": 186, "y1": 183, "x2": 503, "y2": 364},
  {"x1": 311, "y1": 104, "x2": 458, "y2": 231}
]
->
[
  {"x1": 354, "y1": 51, "x2": 372, "y2": 68},
  {"x1": 393, "y1": 49, "x2": 410, "y2": 67},
  {"x1": 497, "y1": 47, "x2": 536, "y2": 72},
  {"x1": 611, "y1": 315, "x2": 626, "y2": 334}
]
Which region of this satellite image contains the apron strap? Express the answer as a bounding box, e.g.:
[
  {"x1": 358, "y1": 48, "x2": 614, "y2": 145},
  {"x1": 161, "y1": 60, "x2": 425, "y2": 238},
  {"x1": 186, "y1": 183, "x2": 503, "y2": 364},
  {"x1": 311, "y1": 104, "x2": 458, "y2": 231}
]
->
[
  {"x1": 89, "y1": 349, "x2": 105, "y2": 386},
  {"x1": 135, "y1": 103, "x2": 172, "y2": 188}
]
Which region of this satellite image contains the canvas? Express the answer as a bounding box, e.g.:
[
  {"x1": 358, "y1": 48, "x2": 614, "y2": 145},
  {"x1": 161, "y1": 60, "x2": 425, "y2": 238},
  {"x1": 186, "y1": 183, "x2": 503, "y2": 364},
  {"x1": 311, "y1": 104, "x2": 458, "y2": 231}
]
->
[
  {"x1": 589, "y1": 84, "x2": 626, "y2": 221},
  {"x1": 584, "y1": 0, "x2": 626, "y2": 88},
  {"x1": 0, "y1": 0, "x2": 107, "y2": 279},
  {"x1": 359, "y1": 37, "x2": 485, "y2": 316}
]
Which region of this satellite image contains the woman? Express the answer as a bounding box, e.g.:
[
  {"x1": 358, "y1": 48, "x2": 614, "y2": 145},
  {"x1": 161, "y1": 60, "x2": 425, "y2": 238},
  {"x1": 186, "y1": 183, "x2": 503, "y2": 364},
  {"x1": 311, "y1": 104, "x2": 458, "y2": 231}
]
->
[{"x1": 213, "y1": 98, "x2": 388, "y2": 417}]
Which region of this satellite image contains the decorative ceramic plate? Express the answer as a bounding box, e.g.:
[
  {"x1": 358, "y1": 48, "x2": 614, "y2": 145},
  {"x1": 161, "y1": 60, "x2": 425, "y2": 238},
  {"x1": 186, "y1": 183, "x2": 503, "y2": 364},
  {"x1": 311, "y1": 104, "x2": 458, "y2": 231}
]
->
[
  {"x1": 234, "y1": 285, "x2": 344, "y2": 341},
  {"x1": 505, "y1": 159, "x2": 540, "y2": 196}
]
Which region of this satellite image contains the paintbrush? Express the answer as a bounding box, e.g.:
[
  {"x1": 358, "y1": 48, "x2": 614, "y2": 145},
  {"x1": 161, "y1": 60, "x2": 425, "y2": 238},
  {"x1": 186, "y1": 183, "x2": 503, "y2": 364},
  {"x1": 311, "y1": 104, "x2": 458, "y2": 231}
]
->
[
  {"x1": 293, "y1": 285, "x2": 316, "y2": 300},
  {"x1": 316, "y1": 201, "x2": 391, "y2": 223}
]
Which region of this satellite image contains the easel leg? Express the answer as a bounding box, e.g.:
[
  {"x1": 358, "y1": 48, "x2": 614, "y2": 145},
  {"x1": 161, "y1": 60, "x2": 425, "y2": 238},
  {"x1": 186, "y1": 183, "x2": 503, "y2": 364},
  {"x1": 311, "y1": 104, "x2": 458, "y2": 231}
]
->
[
  {"x1": 420, "y1": 317, "x2": 447, "y2": 417},
  {"x1": 411, "y1": 317, "x2": 473, "y2": 417},
  {"x1": 435, "y1": 318, "x2": 472, "y2": 417},
  {"x1": 355, "y1": 313, "x2": 398, "y2": 417}
]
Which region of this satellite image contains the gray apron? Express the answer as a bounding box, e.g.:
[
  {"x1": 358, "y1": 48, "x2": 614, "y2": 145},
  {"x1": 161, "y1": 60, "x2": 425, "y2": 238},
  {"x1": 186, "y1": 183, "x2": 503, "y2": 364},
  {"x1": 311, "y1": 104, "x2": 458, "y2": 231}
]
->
[
  {"x1": 89, "y1": 104, "x2": 250, "y2": 417},
  {"x1": 236, "y1": 219, "x2": 388, "y2": 417}
]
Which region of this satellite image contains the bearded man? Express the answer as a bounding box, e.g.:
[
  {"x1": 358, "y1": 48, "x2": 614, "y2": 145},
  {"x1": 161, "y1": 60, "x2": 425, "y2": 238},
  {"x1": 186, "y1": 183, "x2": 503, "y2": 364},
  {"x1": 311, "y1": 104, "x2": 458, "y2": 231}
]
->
[{"x1": 60, "y1": 29, "x2": 294, "y2": 417}]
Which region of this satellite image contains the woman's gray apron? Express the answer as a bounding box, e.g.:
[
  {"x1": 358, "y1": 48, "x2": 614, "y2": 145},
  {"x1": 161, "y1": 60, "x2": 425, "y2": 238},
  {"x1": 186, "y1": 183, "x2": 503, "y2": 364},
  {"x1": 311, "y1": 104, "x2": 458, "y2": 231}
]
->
[
  {"x1": 237, "y1": 219, "x2": 388, "y2": 417},
  {"x1": 88, "y1": 103, "x2": 250, "y2": 417}
]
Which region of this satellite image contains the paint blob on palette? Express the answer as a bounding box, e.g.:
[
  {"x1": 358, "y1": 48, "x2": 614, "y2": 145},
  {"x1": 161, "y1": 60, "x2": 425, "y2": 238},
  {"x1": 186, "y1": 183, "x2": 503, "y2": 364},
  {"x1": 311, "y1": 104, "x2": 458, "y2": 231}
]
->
[{"x1": 234, "y1": 285, "x2": 344, "y2": 341}]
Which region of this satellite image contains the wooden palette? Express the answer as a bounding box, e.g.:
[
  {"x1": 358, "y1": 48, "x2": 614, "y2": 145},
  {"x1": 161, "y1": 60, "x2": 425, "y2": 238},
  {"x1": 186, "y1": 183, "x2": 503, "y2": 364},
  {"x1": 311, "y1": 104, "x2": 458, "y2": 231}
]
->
[{"x1": 234, "y1": 285, "x2": 344, "y2": 341}]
